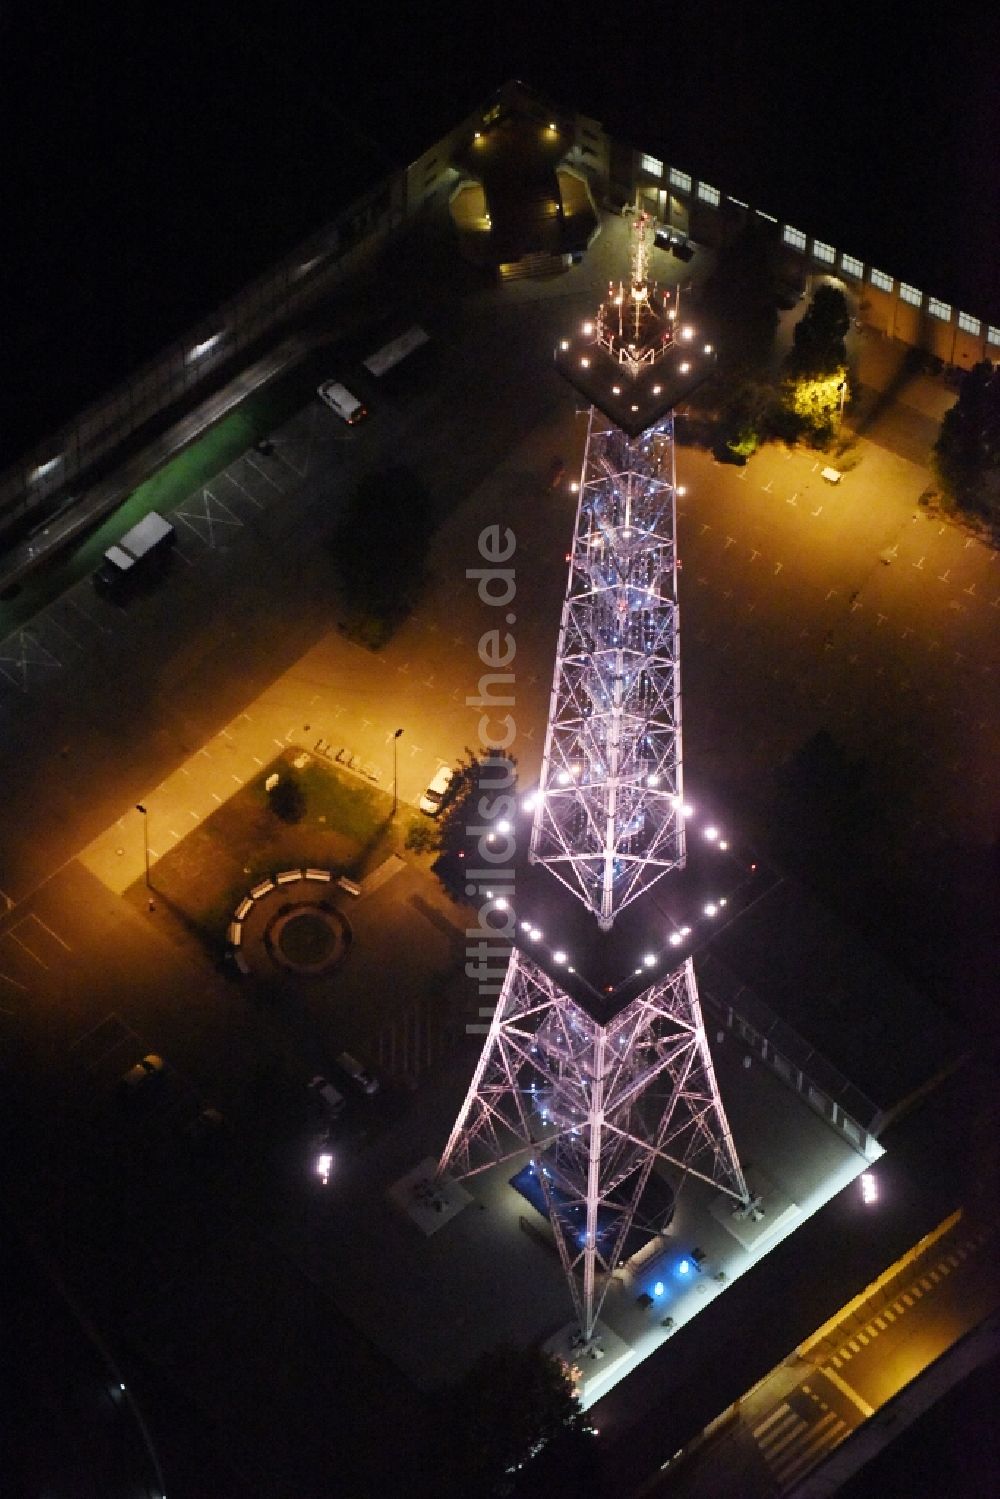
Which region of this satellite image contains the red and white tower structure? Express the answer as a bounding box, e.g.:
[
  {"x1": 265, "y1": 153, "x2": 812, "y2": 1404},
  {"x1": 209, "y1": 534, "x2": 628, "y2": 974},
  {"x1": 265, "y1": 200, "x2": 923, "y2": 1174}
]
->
[{"x1": 438, "y1": 210, "x2": 755, "y2": 1345}]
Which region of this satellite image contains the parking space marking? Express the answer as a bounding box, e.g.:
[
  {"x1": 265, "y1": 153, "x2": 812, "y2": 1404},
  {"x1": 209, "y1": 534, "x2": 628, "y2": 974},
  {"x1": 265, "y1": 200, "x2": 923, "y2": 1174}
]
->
[{"x1": 30, "y1": 914, "x2": 71, "y2": 951}]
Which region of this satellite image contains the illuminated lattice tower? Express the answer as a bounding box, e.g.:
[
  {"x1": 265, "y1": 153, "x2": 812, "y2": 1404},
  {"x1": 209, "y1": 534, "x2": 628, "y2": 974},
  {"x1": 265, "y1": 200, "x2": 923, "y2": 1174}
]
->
[{"x1": 439, "y1": 210, "x2": 754, "y2": 1344}]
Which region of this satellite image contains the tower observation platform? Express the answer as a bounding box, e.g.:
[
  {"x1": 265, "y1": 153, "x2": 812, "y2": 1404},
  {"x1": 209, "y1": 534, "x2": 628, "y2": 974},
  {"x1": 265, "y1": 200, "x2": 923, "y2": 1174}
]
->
[{"x1": 438, "y1": 209, "x2": 757, "y2": 1346}]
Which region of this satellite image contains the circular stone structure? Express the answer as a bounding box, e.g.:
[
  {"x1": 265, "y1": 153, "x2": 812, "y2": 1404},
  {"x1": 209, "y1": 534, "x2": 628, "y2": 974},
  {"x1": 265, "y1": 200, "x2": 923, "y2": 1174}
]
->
[
  {"x1": 266, "y1": 902, "x2": 349, "y2": 975},
  {"x1": 227, "y1": 872, "x2": 354, "y2": 982}
]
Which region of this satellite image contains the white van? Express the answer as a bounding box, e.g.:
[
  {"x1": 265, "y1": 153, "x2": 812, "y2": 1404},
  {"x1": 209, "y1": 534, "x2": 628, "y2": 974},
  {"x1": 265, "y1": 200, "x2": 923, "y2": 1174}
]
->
[
  {"x1": 317, "y1": 380, "x2": 368, "y2": 425},
  {"x1": 419, "y1": 764, "x2": 454, "y2": 816}
]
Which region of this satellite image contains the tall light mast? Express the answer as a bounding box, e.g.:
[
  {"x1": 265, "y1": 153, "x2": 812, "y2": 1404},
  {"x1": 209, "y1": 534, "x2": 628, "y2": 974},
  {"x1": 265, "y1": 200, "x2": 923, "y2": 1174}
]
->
[{"x1": 438, "y1": 209, "x2": 754, "y2": 1345}]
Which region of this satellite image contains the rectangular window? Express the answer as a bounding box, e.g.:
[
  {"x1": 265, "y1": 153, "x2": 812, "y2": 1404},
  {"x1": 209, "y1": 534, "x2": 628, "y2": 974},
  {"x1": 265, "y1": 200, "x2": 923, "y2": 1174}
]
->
[
  {"x1": 869, "y1": 268, "x2": 893, "y2": 292},
  {"x1": 812, "y1": 240, "x2": 835, "y2": 264},
  {"x1": 957, "y1": 312, "x2": 980, "y2": 335},
  {"x1": 669, "y1": 166, "x2": 692, "y2": 192},
  {"x1": 987, "y1": 325, "x2": 1000, "y2": 347},
  {"x1": 697, "y1": 181, "x2": 720, "y2": 206},
  {"x1": 640, "y1": 153, "x2": 663, "y2": 178},
  {"x1": 841, "y1": 253, "x2": 863, "y2": 278},
  {"x1": 899, "y1": 283, "x2": 922, "y2": 306},
  {"x1": 928, "y1": 297, "x2": 951, "y2": 321},
  {"x1": 783, "y1": 225, "x2": 807, "y2": 250}
]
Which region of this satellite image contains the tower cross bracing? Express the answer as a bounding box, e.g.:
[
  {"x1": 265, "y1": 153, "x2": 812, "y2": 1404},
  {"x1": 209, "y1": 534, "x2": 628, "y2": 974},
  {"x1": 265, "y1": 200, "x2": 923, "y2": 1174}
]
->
[
  {"x1": 529, "y1": 408, "x2": 685, "y2": 930},
  {"x1": 439, "y1": 208, "x2": 753, "y2": 1345}
]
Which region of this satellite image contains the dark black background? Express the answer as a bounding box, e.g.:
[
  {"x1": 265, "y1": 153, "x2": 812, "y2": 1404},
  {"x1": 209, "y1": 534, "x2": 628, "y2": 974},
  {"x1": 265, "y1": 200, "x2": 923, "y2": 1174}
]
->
[{"x1": 2, "y1": 0, "x2": 997, "y2": 466}]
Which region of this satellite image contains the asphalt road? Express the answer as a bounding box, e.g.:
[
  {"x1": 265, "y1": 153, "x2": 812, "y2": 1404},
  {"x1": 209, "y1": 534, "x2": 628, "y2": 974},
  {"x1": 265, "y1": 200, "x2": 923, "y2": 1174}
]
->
[{"x1": 637, "y1": 1212, "x2": 998, "y2": 1497}]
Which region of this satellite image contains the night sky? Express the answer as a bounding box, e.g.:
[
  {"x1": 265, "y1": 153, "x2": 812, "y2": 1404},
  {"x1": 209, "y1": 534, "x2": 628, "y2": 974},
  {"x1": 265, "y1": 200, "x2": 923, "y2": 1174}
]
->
[{"x1": 2, "y1": 0, "x2": 998, "y2": 466}]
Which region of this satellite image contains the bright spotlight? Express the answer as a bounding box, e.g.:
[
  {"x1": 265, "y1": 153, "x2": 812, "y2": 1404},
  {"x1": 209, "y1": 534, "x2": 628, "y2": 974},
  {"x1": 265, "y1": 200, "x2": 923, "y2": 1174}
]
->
[
  {"x1": 643, "y1": 952, "x2": 656, "y2": 967},
  {"x1": 553, "y1": 950, "x2": 568, "y2": 964},
  {"x1": 653, "y1": 1280, "x2": 665, "y2": 1297},
  {"x1": 704, "y1": 902, "x2": 718, "y2": 917},
  {"x1": 669, "y1": 932, "x2": 682, "y2": 946},
  {"x1": 497, "y1": 819, "x2": 511, "y2": 834},
  {"x1": 316, "y1": 1152, "x2": 332, "y2": 1185},
  {"x1": 678, "y1": 1258, "x2": 691, "y2": 1275},
  {"x1": 704, "y1": 826, "x2": 719, "y2": 841},
  {"x1": 861, "y1": 1172, "x2": 879, "y2": 1204},
  {"x1": 682, "y1": 802, "x2": 694, "y2": 817}
]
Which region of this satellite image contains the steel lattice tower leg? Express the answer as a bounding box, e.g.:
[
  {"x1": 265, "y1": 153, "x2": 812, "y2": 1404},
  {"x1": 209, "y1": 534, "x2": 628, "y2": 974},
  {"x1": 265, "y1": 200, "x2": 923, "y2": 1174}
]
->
[
  {"x1": 438, "y1": 207, "x2": 753, "y2": 1344},
  {"x1": 438, "y1": 950, "x2": 749, "y2": 1341}
]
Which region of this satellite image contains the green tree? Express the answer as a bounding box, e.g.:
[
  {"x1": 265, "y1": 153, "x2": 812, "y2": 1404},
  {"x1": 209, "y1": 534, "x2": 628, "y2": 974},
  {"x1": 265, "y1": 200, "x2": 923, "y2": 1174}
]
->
[
  {"x1": 699, "y1": 220, "x2": 783, "y2": 373},
  {"x1": 330, "y1": 466, "x2": 435, "y2": 646},
  {"x1": 786, "y1": 285, "x2": 850, "y2": 377},
  {"x1": 432, "y1": 747, "x2": 518, "y2": 894},
  {"x1": 933, "y1": 361, "x2": 1000, "y2": 525},
  {"x1": 267, "y1": 773, "x2": 305, "y2": 823},
  {"x1": 431, "y1": 1345, "x2": 597, "y2": 1497},
  {"x1": 786, "y1": 366, "x2": 849, "y2": 445}
]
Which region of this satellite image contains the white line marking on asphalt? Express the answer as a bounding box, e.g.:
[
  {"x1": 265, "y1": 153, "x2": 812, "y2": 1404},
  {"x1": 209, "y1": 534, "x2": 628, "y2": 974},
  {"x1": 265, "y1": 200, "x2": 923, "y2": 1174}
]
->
[
  {"x1": 242, "y1": 712, "x2": 253, "y2": 721},
  {"x1": 220, "y1": 729, "x2": 233, "y2": 740},
  {"x1": 8, "y1": 933, "x2": 48, "y2": 968},
  {"x1": 912, "y1": 556, "x2": 925, "y2": 570},
  {"x1": 200, "y1": 749, "x2": 211, "y2": 759},
  {"x1": 0, "y1": 970, "x2": 28, "y2": 991},
  {"x1": 812, "y1": 505, "x2": 823, "y2": 516},
  {"x1": 750, "y1": 550, "x2": 761, "y2": 562},
  {"x1": 724, "y1": 536, "x2": 735, "y2": 548},
  {"x1": 31, "y1": 915, "x2": 71, "y2": 950},
  {"x1": 179, "y1": 766, "x2": 191, "y2": 777},
  {"x1": 231, "y1": 774, "x2": 242, "y2": 785},
  {"x1": 272, "y1": 739, "x2": 284, "y2": 749},
  {"x1": 169, "y1": 829, "x2": 179, "y2": 840},
  {"x1": 189, "y1": 811, "x2": 198, "y2": 820},
  {"x1": 753, "y1": 1404, "x2": 792, "y2": 1439},
  {"x1": 938, "y1": 570, "x2": 950, "y2": 583},
  {"x1": 211, "y1": 793, "x2": 222, "y2": 804},
  {"x1": 761, "y1": 480, "x2": 773, "y2": 493},
  {"x1": 825, "y1": 589, "x2": 838, "y2": 600},
  {"x1": 774, "y1": 561, "x2": 783, "y2": 574},
  {"x1": 252, "y1": 755, "x2": 263, "y2": 765}
]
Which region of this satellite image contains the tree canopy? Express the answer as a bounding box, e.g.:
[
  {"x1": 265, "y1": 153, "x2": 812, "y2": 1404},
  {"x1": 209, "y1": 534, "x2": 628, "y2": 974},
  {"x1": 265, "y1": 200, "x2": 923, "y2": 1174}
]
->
[
  {"x1": 786, "y1": 284, "x2": 850, "y2": 377},
  {"x1": 934, "y1": 361, "x2": 1000, "y2": 526},
  {"x1": 418, "y1": 747, "x2": 518, "y2": 893},
  {"x1": 330, "y1": 465, "x2": 434, "y2": 647},
  {"x1": 698, "y1": 221, "x2": 783, "y2": 373},
  {"x1": 430, "y1": 1344, "x2": 598, "y2": 1498}
]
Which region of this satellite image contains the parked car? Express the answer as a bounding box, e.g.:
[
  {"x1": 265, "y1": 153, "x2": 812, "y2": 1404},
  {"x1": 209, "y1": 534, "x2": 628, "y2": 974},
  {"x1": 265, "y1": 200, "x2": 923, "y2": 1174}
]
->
[
  {"x1": 337, "y1": 1051, "x2": 379, "y2": 1096},
  {"x1": 120, "y1": 1054, "x2": 164, "y2": 1093},
  {"x1": 419, "y1": 764, "x2": 454, "y2": 816},
  {"x1": 317, "y1": 380, "x2": 368, "y2": 425},
  {"x1": 308, "y1": 1075, "x2": 346, "y2": 1120}
]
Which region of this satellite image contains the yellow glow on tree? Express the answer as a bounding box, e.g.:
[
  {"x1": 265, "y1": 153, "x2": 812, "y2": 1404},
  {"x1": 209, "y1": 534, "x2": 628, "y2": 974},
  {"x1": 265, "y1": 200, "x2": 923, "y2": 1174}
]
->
[{"x1": 791, "y1": 367, "x2": 848, "y2": 430}]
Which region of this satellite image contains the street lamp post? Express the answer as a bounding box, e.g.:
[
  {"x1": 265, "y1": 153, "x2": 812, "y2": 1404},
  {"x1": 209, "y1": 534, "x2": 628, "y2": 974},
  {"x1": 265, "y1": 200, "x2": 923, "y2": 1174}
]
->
[
  {"x1": 392, "y1": 729, "x2": 404, "y2": 816},
  {"x1": 136, "y1": 803, "x2": 150, "y2": 889}
]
